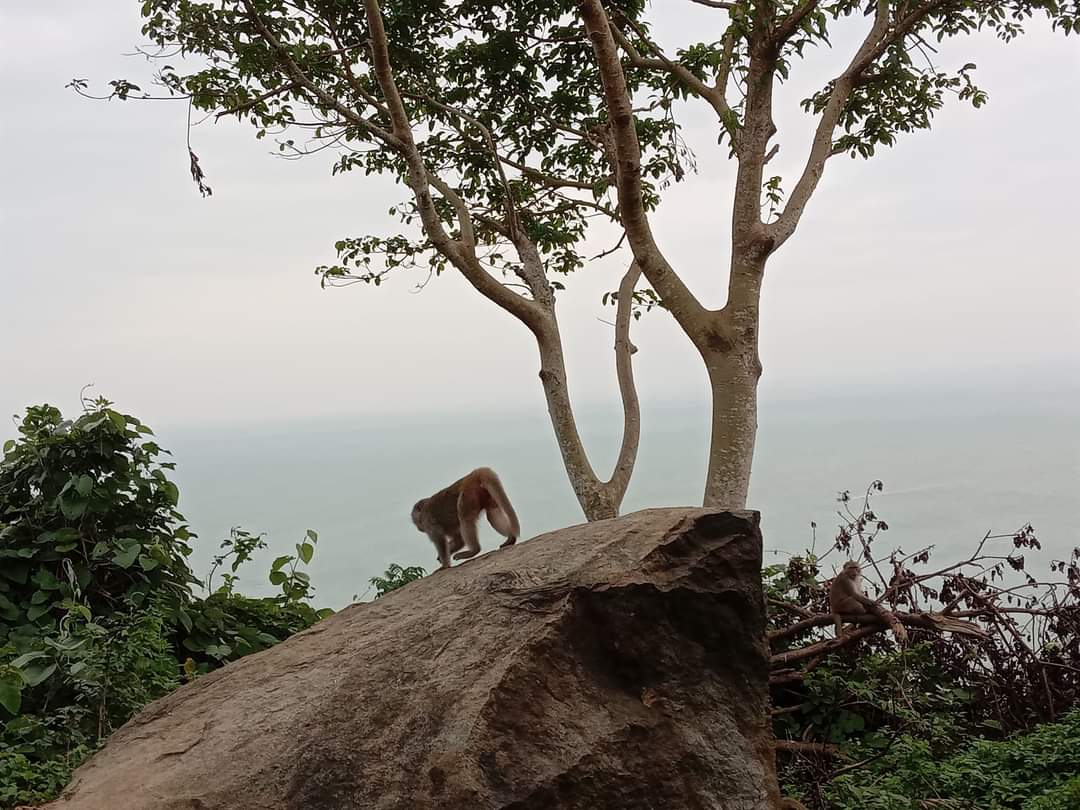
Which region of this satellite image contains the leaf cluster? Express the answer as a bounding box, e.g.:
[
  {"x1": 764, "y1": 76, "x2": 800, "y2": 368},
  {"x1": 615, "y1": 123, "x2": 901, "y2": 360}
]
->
[{"x1": 0, "y1": 398, "x2": 334, "y2": 808}]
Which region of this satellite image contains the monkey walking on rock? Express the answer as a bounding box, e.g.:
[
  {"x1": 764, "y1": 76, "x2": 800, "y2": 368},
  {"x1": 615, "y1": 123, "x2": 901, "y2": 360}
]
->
[{"x1": 411, "y1": 467, "x2": 520, "y2": 569}]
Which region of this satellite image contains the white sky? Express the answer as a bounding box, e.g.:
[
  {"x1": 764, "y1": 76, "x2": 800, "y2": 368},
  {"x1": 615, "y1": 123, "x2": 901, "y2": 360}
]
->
[{"x1": 1, "y1": 2, "x2": 1078, "y2": 431}]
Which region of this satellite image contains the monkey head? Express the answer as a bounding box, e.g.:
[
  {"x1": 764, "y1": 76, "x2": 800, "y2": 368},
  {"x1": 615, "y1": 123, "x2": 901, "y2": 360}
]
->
[{"x1": 411, "y1": 499, "x2": 428, "y2": 531}]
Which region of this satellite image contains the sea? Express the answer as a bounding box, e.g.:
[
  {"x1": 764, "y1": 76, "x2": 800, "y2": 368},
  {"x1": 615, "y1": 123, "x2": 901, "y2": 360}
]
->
[{"x1": 156, "y1": 382, "x2": 1078, "y2": 609}]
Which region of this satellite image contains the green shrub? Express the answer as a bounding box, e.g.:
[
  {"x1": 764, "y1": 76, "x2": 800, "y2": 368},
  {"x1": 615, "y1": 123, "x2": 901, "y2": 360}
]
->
[{"x1": 821, "y1": 710, "x2": 1080, "y2": 810}]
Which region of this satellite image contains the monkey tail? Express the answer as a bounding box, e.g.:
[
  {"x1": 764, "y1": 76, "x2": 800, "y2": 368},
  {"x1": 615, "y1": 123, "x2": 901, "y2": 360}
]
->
[
  {"x1": 869, "y1": 604, "x2": 909, "y2": 646},
  {"x1": 479, "y1": 468, "x2": 521, "y2": 538}
]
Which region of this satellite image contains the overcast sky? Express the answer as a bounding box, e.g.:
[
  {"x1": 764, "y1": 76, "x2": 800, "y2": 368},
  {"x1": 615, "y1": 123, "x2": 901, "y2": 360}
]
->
[{"x1": 1, "y1": 2, "x2": 1078, "y2": 431}]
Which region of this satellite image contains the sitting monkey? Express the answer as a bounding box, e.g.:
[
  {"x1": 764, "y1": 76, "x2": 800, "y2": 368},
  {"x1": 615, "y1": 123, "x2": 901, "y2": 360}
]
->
[
  {"x1": 411, "y1": 467, "x2": 520, "y2": 569},
  {"x1": 828, "y1": 560, "x2": 908, "y2": 645}
]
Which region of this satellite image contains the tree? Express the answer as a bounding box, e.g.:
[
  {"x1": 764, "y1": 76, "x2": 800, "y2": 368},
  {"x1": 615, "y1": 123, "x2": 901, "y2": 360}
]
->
[
  {"x1": 83, "y1": 0, "x2": 1077, "y2": 512},
  {"x1": 76, "y1": 0, "x2": 684, "y2": 520},
  {"x1": 577, "y1": 0, "x2": 1076, "y2": 507}
]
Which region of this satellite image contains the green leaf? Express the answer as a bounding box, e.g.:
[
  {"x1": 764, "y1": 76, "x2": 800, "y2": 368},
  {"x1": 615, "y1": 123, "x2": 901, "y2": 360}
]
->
[
  {"x1": 271, "y1": 555, "x2": 291, "y2": 573},
  {"x1": 138, "y1": 554, "x2": 159, "y2": 571},
  {"x1": 30, "y1": 589, "x2": 50, "y2": 604},
  {"x1": 107, "y1": 410, "x2": 126, "y2": 431},
  {"x1": 59, "y1": 496, "x2": 88, "y2": 520},
  {"x1": 0, "y1": 675, "x2": 22, "y2": 714},
  {"x1": 305, "y1": 529, "x2": 318, "y2": 544},
  {"x1": 298, "y1": 543, "x2": 314, "y2": 564},
  {"x1": 10, "y1": 651, "x2": 47, "y2": 668},
  {"x1": 69, "y1": 661, "x2": 89, "y2": 676},
  {"x1": 1, "y1": 563, "x2": 29, "y2": 584},
  {"x1": 269, "y1": 571, "x2": 287, "y2": 586},
  {"x1": 162, "y1": 480, "x2": 180, "y2": 506},
  {"x1": 75, "y1": 474, "x2": 94, "y2": 497},
  {"x1": 32, "y1": 568, "x2": 61, "y2": 590},
  {"x1": 27, "y1": 603, "x2": 52, "y2": 622},
  {"x1": 177, "y1": 608, "x2": 193, "y2": 633},
  {"x1": 113, "y1": 545, "x2": 141, "y2": 569},
  {"x1": 21, "y1": 662, "x2": 58, "y2": 687}
]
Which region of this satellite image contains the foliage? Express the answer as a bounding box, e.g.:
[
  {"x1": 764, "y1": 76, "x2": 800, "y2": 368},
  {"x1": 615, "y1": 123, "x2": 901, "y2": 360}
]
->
[
  {"x1": 816, "y1": 709, "x2": 1080, "y2": 810},
  {"x1": 80, "y1": 0, "x2": 686, "y2": 290},
  {"x1": 369, "y1": 563, "x2": 426, "y2": 598},
  {"x1": 0, "y1": 399, "x2": 333, "y2": 809},
  {"x1": 770, "y1": 482, "x2": 1080, "y2": 808},
  {"x1": 0, "y1": 397, "x2": 196, "y2": 716}
]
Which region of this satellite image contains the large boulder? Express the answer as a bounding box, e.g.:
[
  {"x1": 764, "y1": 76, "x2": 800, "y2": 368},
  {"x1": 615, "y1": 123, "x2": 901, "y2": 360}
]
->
[{"x1": 47, "y1": 508, "x2": 781, "y2": 809}]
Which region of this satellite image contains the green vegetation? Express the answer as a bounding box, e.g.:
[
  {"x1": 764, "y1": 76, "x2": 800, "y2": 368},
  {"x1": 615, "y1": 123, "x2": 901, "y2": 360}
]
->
[
  {"x1": 2, "y1": 399, "x2": 1076, "y2": 808},
  {"x1": 769, "y1": 485, "x2": 1080, "y2": 809},
  {"x1": 369, "y1": 564, "x2": 427, "y2": 599},
  {"x1": 0, "y1": 399, "x2": 335, "y2": 808}
]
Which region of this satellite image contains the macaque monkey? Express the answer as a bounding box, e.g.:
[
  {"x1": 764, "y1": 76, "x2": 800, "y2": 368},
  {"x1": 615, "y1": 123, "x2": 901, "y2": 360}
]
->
[
  {"x1": 828, "y1": 560, "x2": 909, "y2": 645},
  {"x1": 411, "y1": 467, "x2": 520, "y2": 570}
]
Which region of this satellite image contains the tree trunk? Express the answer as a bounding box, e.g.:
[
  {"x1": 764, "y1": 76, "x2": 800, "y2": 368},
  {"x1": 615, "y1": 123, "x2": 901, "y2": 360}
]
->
[
  {"x1": 701, "y1": 250, "x2": 765, "y2": 510},
  {"x1": 535, "y1": 319, "x2": 621, "y2": 522},
  {"x1": 702, "y1": 352, "x2": 759, "y2": 509}
]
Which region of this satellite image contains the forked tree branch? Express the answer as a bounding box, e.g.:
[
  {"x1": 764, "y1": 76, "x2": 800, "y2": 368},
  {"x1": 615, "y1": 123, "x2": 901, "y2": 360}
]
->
[
  {"x1": 609, "y1": 15, "x2": 736, "y2": 134},
  {"x1": 579, "y1": 0, "x2": 712, "y2": 341},
  {"x1": 239, "y1": 0, "x2": 399, "y2": 147},
  {"x1": 357, "y1": 0, "x2": 543, "y2": 329},
  {"x1": 772, "y1": 0, "x2": 822, "y2": 45}
]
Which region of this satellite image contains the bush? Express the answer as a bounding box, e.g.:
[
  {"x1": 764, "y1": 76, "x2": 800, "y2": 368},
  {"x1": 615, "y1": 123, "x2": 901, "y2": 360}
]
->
[
  {"x1": 823, "y1": 710, "x2": 1080, "y2": 809},
  {"x1": 0, "y1": 399, "x2": 333, "y2": 808}
]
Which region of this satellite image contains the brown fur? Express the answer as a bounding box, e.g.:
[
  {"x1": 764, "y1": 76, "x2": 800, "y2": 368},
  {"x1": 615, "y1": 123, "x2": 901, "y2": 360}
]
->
[
  {"x1": 411, "y1": 467, "x2": 520, "y2": 569},
  {"x1": 828, "y1": 561, "x2": 908, "y2": 645}
]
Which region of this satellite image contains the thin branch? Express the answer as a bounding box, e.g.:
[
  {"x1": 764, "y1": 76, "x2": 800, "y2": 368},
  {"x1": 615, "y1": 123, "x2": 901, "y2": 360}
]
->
[
  {"x1": 687, "y1": 0, "x2": 735, "y2": 9},
  {"x1": 772, "y1": 1, "x2": 822, "y2": 45},
  {"x1": 769, "y1": 0, "x2": 950, "y2": 248},
  {"x1": 239, "y1": 0, "x2": 399, "y2": 147},
  {"x1": 604, "y1": 260, "x2": 642, "y2": 501},
  {"x1": 409, "y1": 92, "x2": 519, "y2": 235},
  {"x1": 774, "y1": 740, "x2": 842, "y2": 758},
  {"x1": 358, "y1": 0, "x2": 543, "y2": 329},
  {"x1": 609, "y1": 15, "x2": 735, "y2": 130},
  {"x1": 215, "y1": 81, "x2": 300, "y2": 120}
]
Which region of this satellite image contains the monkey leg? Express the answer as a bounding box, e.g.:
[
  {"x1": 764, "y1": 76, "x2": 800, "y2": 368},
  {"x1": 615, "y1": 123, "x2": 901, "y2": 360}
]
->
[
  {"x1": 485, "y1": 507, "x2": 517, "y2": 547},
  {"x1": 430, "y1": 532, "x2": 452, "y2": 569},
  {"x1": 453, "y1": 498, "x2": 482, "y2": 560},
  {"x1": 452, "y1": 521, "x2": 481, "y2": 560}
]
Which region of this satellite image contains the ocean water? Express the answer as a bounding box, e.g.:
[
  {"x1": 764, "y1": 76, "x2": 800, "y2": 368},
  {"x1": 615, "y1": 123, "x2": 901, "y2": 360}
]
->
[{"x1": 153, "y1": 383, "x2": 1078, "y2": 609}]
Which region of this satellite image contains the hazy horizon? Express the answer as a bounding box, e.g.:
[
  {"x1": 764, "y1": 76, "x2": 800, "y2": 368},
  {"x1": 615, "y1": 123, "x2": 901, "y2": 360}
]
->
[
  {"x1": 2, "y1": 1, "x2": 1078, "y2": 430},
  {"x1": 1, "y1": 2, "x2": 1077, "y2": 608}
]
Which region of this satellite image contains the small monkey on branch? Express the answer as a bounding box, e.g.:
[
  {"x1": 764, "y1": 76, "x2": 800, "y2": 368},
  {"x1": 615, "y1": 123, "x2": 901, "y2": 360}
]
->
[
  {"x1": 828, "y1": 560, "x2": 909, "y2": 645},
  {"x1": 411, "y1": 467, "x2": 520, "y2": 569}
]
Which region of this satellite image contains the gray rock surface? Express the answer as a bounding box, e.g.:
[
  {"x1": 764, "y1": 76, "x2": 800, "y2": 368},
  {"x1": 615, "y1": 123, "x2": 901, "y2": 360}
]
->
[{"x1": 46, "y1": 508, "x2": 781, "y2": 809}]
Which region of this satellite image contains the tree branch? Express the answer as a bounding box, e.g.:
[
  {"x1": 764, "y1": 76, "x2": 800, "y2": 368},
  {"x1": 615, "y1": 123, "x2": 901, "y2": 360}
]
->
[
  {"x1": 239, "y1": 0, "x2": 398, "y2": 147},
  {"x1": 774, "y1": 740, "x2": 841, "y2": 758},
  {"x1": 605, "y1": 260, "x2": 642, "y2": 502},
  {"x1": 358, "y1": 0, "x2": 543, "y2": 329},
  {"x1": 772, "y1": 1, "x2": 821, "y2": 45},
  {"x1": 769, "y1": 0, "x2": 951, "y2": 248},
  {"x1": 687, "y1": 0, "x2": 735, "y2": 9},
  {"x1": 609, "y1": 15, "x2": 735, "y2": 131},
  {"x1": 215, "y1": 81, "x2": 301, "y2": 120},
  {"x1": 579, "y1": 0, "x2": 712, "y2": 341}
]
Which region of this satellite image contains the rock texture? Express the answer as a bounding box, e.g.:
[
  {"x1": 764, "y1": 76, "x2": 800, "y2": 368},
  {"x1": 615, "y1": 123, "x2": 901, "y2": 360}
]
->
[{"x1": 47, "y1": 508, "x2": 780, "y2": 810}]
